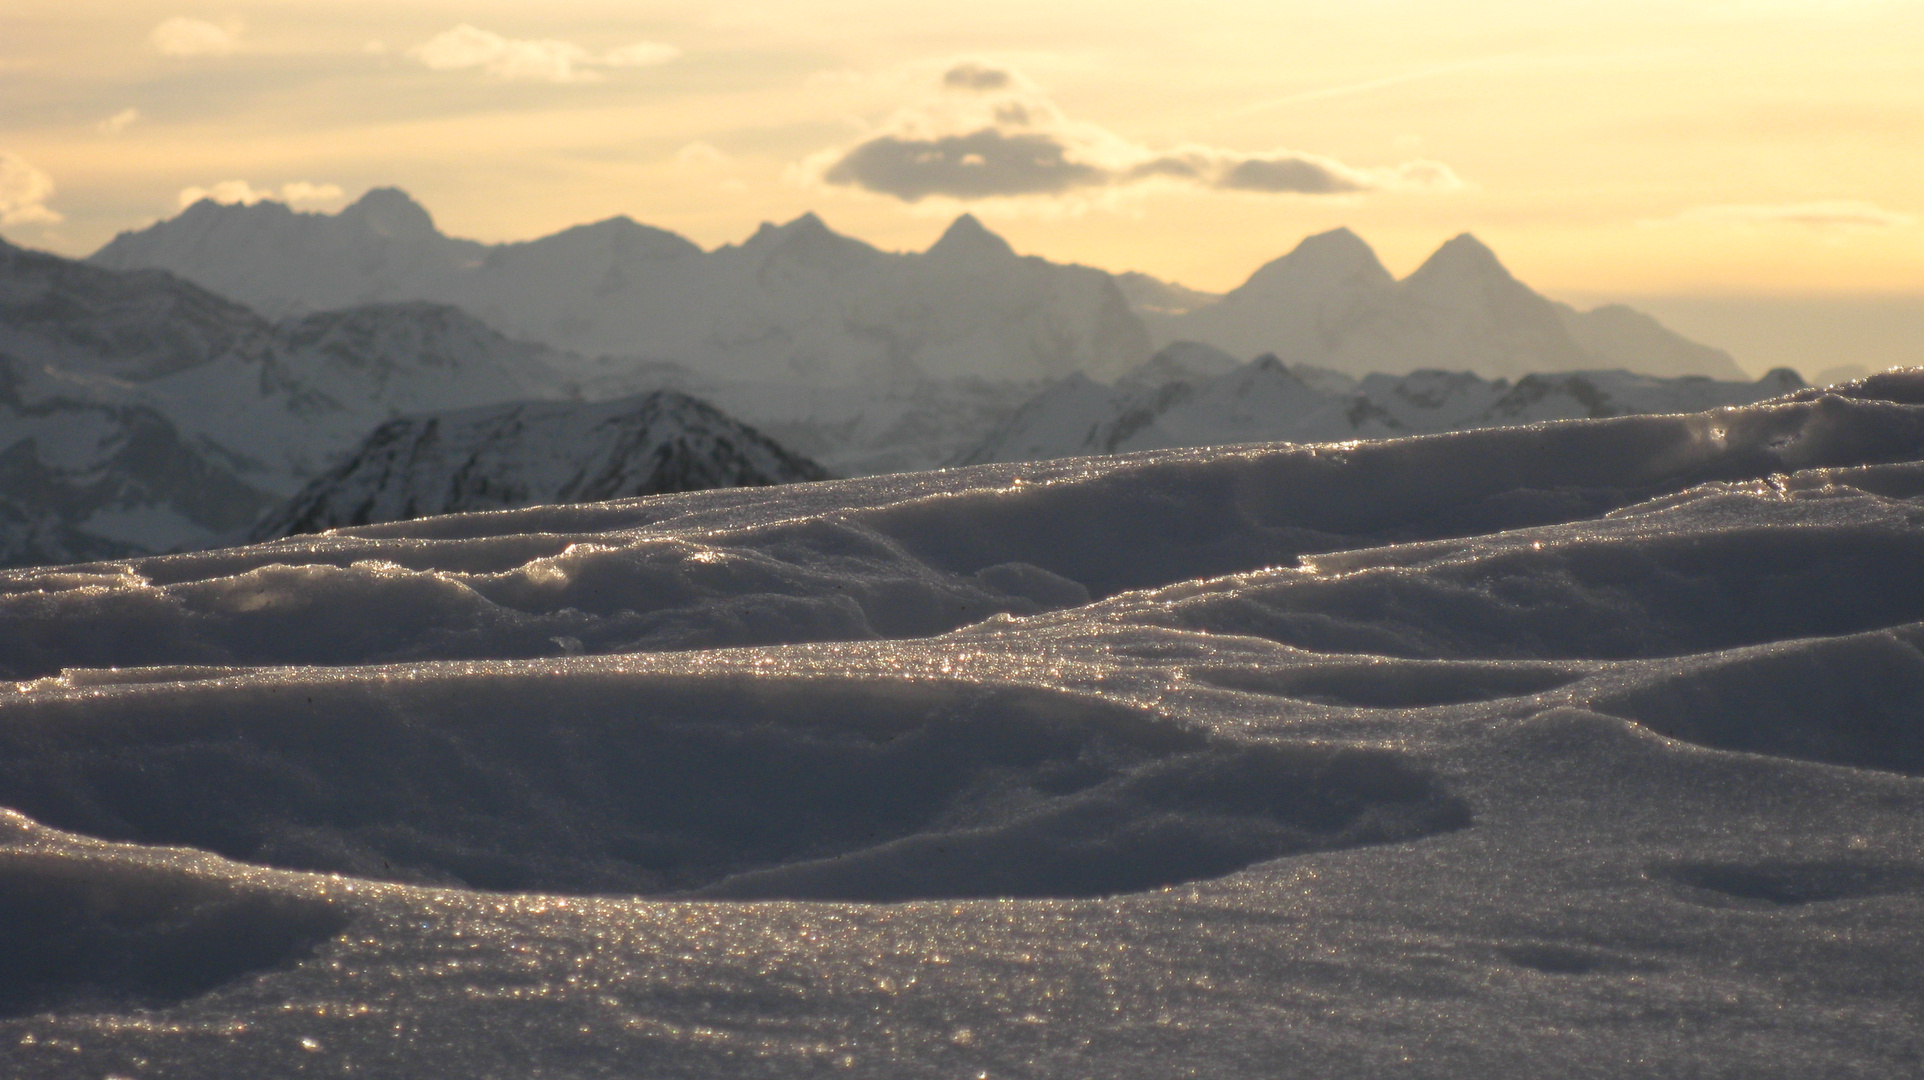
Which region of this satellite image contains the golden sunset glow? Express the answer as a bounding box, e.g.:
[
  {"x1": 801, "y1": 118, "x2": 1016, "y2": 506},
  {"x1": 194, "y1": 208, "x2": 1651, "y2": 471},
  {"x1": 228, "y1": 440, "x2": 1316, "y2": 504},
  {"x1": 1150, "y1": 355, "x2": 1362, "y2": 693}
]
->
[{"x1": 4, "y1": 0, "x2": 1920, "y2": 303}]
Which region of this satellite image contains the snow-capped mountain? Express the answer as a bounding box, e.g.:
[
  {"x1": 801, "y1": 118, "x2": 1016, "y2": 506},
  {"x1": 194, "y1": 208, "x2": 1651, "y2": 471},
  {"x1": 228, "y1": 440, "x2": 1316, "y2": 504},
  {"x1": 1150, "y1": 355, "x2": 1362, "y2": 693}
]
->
[
  {"x1": 253, "y1": 391, "x2": 829, "y2": 539},
  {"x1": 962, "y1": 344, "x2": 1805, "y2": 465},
  {"x1": 0, "y1": 237, "x2": 588, "y2": 563},
  {"x1": 95, "y1": 192, "x2": 1152, "y2": 383},
  {"x1": 1139, "y1": 228, "x2": 1747, "y2": 381}
]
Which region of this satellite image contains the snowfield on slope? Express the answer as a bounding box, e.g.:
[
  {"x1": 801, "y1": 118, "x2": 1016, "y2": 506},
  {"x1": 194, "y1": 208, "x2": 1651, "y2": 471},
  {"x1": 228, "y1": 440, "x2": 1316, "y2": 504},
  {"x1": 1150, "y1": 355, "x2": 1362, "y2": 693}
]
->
[{"x1": 0, "y1": 374, "x2": 1922, "y2": 1078}]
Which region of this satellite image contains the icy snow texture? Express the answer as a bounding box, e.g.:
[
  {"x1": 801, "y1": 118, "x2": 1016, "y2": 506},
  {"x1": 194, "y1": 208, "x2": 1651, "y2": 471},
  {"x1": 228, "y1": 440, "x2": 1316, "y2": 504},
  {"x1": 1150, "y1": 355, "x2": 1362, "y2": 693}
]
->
[{"x1": 1, "y1": 375, "x2": 1923, "y2": 1076}]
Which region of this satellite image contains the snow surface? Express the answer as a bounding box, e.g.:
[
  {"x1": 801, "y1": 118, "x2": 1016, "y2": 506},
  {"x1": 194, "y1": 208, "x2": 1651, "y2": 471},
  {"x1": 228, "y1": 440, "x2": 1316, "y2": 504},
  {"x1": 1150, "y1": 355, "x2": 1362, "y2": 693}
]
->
[{"x1": 1, "y1": 374, "x2": 1923, "y2": 1076}]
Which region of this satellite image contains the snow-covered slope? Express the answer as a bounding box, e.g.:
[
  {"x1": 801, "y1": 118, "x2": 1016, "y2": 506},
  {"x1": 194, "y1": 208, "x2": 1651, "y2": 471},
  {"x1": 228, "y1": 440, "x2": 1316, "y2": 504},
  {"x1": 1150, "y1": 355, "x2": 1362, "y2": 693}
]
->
[
  {"x1": 0, "y1": 239, "x2": 586, "y2": 562},
  {"x1": 962, "y1": 344, "x2": 1805, "y2": 464},
  {"x1": 95, "y1": 194, "x2": 1152, "y2": 383},
  {"x1": 0, "y1": 374, "x2": 1922, "y2": 1075},
  {"x1": 1144, "y1": 228, "x2": 1747, "y2": 380},
  {"x1": 254, "y1": 391, "x2": 829, "y2": 539}
]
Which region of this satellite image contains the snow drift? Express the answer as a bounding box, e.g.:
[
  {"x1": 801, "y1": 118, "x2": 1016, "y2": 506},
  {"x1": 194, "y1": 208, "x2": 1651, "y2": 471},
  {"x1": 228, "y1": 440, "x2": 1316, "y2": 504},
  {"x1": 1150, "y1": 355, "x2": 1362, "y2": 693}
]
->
[{"x1": 1, "y1": 373, "x2": 1922, "y2": 1077}]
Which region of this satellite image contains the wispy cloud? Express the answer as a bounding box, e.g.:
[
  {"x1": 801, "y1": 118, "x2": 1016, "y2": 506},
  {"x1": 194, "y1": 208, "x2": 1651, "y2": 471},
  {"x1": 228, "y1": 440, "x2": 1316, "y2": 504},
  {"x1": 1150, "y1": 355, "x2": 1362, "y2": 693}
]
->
[
  {"x1": 0, "y1": 154, "x2": 63, "y2": 225},
  {"x1": 97, "y1": 108, "x2": 140, "y2": 136},
  {"x1": 409, "y1": 25, "x2": 679, "y2": 84},
  {"x1": 1666, "y1": 200, "x2": 1915, "y2": 229},
  {"x1": 807, "y1": 63, "x2": 1461, "y2": 204},
  {"x1": 178, "y1": 180, "x2": 345, "y2": 209},
  {"x1": 149, "y1": 17, "x2": 241, "y2": 58}
]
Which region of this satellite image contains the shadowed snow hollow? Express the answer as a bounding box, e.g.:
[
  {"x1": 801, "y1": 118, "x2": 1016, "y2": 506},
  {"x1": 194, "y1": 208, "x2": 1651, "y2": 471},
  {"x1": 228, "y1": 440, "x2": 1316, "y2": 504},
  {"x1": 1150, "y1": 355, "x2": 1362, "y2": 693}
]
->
[{"x1": 2, "y1": 373, "x2": 1924, "y2": 1079}]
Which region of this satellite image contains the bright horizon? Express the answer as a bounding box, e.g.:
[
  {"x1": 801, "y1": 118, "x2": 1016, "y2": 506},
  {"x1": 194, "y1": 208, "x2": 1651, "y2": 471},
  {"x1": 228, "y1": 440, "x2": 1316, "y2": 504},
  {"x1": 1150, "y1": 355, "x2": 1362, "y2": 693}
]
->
[{"x1": 4, "y1": 0, "x2": 1922, "y2": 375}]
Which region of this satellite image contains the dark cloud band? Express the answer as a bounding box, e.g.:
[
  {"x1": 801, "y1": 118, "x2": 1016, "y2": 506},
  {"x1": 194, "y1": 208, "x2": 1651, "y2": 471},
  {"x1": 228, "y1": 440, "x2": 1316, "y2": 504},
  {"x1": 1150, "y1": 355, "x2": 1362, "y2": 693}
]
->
[
  {"x1": 823, "y1": 130, "x2": 1104, "y2": 201},
  {"x1": 942, "y1": 63, "x2": 1012, "y2": 91}
]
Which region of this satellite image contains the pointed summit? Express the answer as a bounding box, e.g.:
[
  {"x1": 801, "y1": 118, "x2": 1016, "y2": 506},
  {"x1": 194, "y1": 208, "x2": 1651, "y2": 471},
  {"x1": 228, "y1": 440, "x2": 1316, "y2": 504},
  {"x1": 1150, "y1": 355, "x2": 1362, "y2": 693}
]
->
[
  {"x1": 339, "y1": 187, "x2": 439, "y2": 241},
  {"x1": 1406, "y1": 233, "x2": 1512, "y2": 285},
  {"x1": 926, "y1": 213, "x2": 1016, "y2": 262},
  {"x1": 1228, "y1": 227, "x2": 1393, "y2": 303}
]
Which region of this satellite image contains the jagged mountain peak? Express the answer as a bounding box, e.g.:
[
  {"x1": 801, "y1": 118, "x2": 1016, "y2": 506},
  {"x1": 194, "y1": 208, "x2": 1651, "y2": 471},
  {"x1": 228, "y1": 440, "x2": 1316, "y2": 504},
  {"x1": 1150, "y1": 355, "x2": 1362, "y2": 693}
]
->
[{"x1": 926, "y1": 213, "x2": 1017, "y2": 262}]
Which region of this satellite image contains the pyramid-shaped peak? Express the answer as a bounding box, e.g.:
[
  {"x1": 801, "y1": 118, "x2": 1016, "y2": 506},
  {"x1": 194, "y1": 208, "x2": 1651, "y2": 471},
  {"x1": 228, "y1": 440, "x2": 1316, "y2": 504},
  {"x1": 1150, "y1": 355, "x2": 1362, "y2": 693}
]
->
[
  {"x1": 928, "y1": 213, "x2": 1016, "y2": 261},
  {"x1": 340, "y1": 187, "x2": 438, "y2": 241},
  {"x1": 783, "y1": 211, "x2": 830, "y2": 235},
  {"x1": 1230, "y1": 226, "x2": 1392, "y2": 301},
  {"x1": 1408, "y1": 233, "x2": 1511, "y2": 282}
]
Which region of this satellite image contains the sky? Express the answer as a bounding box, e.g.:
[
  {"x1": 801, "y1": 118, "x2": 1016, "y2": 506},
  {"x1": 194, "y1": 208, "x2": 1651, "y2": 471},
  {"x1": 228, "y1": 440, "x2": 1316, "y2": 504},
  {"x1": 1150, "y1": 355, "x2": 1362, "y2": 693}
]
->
[{"x1": 2, "y1": 0, "x2": 1921, "y2": 369}]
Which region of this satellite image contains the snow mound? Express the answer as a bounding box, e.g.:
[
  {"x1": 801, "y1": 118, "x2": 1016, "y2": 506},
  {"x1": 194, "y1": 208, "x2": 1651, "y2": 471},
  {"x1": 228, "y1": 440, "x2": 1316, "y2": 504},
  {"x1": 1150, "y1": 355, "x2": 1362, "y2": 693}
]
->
[
  {"x1": 6, "y1": 381, "x2": 1923, "y2": 676},
  {"x1": 0, "y1": 846, "x2": 346, "y2": 1018},
  {"x1": 4, "y1": 372, "x2": 1924, "y2": 1076},
  {"x1": 0, "y1": 676, "x2": 1464, "y2": 900}
]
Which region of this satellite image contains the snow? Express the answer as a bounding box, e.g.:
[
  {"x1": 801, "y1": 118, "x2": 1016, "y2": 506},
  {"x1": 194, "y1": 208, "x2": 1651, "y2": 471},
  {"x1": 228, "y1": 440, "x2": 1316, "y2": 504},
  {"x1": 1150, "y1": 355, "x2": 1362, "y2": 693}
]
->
[
  {"x1": 252, "y1": 390, "x2": 829, "y2": 539},
  {"x1": 964, "y1": 349, "x2": 1807, "y2": 465},
  {"x1": 0, "y1": 374, "x2": 1921, "y2": 1075}
]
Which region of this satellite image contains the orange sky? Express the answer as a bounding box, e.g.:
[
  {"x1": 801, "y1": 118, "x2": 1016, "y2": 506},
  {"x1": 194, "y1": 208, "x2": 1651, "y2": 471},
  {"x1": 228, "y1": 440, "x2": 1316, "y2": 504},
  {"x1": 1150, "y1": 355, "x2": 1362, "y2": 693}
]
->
[{"x1": 2, "y1": 0, "x2": 1920, "y2": 301}]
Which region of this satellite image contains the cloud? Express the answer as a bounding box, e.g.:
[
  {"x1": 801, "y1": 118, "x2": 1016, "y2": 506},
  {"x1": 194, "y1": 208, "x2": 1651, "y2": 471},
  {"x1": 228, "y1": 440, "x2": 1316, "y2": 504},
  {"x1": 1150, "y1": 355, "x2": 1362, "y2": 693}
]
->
[
  {"x1": 825, "y1": 130, "x2": 1105, "y2": 200},
  {"x1": 942, "y1": 62, "x2": 1011, "y2": 92},
  {"x1": 0, "y1": 154, "x2": 63, "y2": 225},
  {"x1": 178, "y1": 180, "x2": 345, "y2": 209},
  {"x1": 810, "y1": 64, "x2": 1460, "y2": 204},
  {"x1": 149, "y1": 17, "x2": 241, "y2": 58},
  {"x1": 1668, "y1": 200, "x2": 1915, "y2": 229},
  {"x1": 409, "y1": 25, "x2": 679, "y2": 83},
  {"x1": 97, "y1": 108, "x2": 141, "y2": 136}
]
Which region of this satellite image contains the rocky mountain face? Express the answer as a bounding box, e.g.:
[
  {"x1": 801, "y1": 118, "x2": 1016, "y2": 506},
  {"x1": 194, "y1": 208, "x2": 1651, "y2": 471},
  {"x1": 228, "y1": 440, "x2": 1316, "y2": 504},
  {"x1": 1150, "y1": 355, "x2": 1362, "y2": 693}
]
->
[
  {"x1": 252, "y1": 390, "x2": 829, "y2": 539},
  {"x1": 1139, "y1": 228, "x2": 1749, "y2": 381},
  {"x1": 961, "y1": 344, "x2": 1805, "y2": 465},
  {"x1": 0, "y1": 238, "x2": 586, "y2": 563}
]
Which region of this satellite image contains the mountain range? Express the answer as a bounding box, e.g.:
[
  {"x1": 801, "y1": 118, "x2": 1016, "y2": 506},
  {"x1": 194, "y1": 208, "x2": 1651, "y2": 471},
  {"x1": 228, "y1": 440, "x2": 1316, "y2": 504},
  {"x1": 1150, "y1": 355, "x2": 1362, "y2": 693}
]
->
[
  {"x1": 0, "y1": 236, "x2": 580, "y2": 563},
  {"x1": 94, "y1": 192, "x2": 1150, "y2": 384},
  {"x1": 1137, "y1": 228, "x2": 1746, "y2": 381},
  {"x1": 93, "y1": 189, "x2": 1741, "y2": 383},
  {"x1": 963, "y1": 347, "x2": 1804, "y2": 465},
  {"x1": 0, "y1": 190, "x2": 1796, "y2": 566}
]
